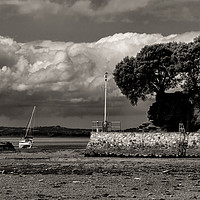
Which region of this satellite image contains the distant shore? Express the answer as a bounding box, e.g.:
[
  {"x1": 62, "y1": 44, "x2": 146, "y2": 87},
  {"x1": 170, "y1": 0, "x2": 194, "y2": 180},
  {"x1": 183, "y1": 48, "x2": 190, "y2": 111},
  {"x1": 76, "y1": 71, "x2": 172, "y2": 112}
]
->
[{"x1": 0, "y1": 126, "x2": 91, "y2": 137}]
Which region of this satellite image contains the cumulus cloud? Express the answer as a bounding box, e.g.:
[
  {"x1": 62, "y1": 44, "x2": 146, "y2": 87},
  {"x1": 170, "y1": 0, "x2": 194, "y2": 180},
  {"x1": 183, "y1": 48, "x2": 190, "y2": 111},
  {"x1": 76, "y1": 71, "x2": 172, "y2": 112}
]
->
[{"x1": 0, "y1": 31, "x2": 200, "y2": 123}]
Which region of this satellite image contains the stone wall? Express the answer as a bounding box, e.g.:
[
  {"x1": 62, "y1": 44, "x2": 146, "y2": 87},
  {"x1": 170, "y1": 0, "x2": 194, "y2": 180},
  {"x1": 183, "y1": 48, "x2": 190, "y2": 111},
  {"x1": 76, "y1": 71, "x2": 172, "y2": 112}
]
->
[{"x1": 85, "y1": 132, "x2": 200, "y2": 157}]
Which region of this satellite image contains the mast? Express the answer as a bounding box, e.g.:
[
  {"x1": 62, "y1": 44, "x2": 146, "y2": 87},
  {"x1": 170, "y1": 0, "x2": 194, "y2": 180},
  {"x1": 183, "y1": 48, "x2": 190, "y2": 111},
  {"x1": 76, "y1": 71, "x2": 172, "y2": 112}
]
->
[
  {"x1": 104, "y1": 72, "x2": 108, "y2": 126},
  {"x1": 25, "y1": 106, "x2": 36, "y2": 137}
]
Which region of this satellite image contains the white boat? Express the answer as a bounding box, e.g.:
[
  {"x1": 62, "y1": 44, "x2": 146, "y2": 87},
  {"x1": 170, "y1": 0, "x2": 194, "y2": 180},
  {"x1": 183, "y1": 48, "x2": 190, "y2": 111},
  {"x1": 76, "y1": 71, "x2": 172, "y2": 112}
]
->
[{"x1": 19, "y1": 106, "x2": 36, "y2": 149}]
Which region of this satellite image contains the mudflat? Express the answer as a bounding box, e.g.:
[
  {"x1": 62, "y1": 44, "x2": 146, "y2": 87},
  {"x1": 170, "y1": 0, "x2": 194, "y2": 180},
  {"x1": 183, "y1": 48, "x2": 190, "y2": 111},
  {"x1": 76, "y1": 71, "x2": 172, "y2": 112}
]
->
[{"x1": 0, "y1": 143, "x2": 199, "y2": 200}]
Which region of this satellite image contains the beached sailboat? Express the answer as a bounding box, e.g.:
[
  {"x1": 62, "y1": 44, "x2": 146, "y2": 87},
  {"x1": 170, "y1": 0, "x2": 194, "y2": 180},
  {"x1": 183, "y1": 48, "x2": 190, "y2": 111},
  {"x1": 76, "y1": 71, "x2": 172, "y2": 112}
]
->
[{"x1": 19, "y1": 106, "x2": 36, "y2": 149}]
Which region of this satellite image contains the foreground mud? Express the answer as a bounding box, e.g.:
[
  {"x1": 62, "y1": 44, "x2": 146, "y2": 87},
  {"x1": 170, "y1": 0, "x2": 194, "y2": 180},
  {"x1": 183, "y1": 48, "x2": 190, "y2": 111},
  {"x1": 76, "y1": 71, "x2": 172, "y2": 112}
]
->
[{"x1": 0, "y1": 147, "x2": 199, "y2": 200}]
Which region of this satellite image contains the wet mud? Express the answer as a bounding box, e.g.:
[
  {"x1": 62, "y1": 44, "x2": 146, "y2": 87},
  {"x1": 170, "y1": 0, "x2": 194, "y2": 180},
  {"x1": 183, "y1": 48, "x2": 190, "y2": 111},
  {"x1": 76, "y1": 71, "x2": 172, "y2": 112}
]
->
[{"x1": 0, "y1": 146, "x2": 199, "y2": 200}]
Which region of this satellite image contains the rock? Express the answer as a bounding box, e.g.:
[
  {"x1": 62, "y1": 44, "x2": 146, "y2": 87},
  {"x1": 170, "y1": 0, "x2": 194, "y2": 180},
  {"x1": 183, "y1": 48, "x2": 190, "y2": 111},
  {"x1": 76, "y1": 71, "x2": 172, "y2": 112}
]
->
[
  {"x1": 72, "y1": 180, "x2": 81, "y2": 184},
  {"x1": 162, "y1": 170, "x2": 171, "y2": 174},
  {"x1": 2, "y1": 170, "x2": 7, "y2": 174},
  {"x1": 107, "y1": 194, "x2": 116, "y2": 198},
  {"x1": 117, "y1": 194, "x2": 127, "y2": 197},
  {"x1": 102, "y1": 193, "x2": 109, "y2": 197},
  {"x1": 0, "y1": 142, "x2": 15, "y2": 151}
]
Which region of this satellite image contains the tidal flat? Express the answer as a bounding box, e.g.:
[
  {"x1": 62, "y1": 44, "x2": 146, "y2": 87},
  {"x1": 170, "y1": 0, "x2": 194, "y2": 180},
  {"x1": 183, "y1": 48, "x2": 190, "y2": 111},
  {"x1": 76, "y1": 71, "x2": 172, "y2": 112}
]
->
[{"x1": 0, "y1": 138, "x2": 199, "y2": 200}]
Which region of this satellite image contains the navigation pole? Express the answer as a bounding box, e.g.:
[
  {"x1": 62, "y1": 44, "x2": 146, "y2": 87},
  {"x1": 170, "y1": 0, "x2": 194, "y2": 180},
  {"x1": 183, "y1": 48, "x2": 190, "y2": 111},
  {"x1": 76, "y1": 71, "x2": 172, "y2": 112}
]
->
[
  {"x1": 103, "y1": 72, "x2": 108, "y2": 131},
  {"x1": 92, "y1": 72, "x2": 121, "y2": 132}
]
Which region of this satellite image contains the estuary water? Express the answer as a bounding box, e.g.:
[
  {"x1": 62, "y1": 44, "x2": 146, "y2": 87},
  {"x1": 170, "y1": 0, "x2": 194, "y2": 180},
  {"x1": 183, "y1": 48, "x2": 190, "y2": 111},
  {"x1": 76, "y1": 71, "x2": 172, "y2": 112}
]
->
[{"x1": 0, "y1": 136, "x2": 90, "y2": 150}]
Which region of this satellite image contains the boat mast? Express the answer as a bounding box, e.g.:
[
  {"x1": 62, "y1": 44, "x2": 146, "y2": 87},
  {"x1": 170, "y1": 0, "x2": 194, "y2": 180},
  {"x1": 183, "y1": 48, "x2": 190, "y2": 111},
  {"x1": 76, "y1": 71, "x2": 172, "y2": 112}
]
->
[
  {"x1": 103, "y1": 72, "x2": 108, "y2": 129},
  {"x1": 25, "y1": 106, "x2": 36, "y2": 137}
]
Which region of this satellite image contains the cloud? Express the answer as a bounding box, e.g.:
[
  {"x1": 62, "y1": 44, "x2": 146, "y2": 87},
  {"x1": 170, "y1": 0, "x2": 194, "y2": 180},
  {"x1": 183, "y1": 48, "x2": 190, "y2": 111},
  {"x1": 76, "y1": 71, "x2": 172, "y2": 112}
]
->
[
  {"x1": 0, "y1": 31, "x2": 199, "y2": 122},
  {"x1": 1, "y1": 0, "x2": 199, "y2": 24},
  {"x1": 0, "y1": 0, "x2": 150, "y2": 19},
  {"x1": 143, "y1": 0, "x2": 200, "y2": 22},
  {"x1": 89, "y1": 0, "x2": 110, "y2": 10}
]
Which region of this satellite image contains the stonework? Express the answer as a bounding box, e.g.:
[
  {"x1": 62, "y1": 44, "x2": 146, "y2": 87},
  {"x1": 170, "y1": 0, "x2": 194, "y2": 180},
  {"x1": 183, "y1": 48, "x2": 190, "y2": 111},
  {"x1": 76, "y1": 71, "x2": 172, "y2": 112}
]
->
[{"x1": 85, "y1": 132, "x2": 200, "y2": 157}]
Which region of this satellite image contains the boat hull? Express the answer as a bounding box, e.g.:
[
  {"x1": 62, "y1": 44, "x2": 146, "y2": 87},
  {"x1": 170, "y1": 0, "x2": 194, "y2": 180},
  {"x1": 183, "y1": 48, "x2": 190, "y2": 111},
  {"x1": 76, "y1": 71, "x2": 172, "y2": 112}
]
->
[{"x1": 19, "y1": 139, "x2": 33, "y2": 149}]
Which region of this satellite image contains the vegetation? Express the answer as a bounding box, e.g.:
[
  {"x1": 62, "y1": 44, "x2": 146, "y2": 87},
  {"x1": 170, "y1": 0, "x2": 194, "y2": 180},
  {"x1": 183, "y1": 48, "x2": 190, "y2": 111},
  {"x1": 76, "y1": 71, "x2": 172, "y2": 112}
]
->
[
  {"x1": 148, "y1": 92, "x2": 195, "y2": 131},
  {"x1": 113, "y1": 36, "x2": 200, "y2": 131},
  {"x1": 113, "y1": 43, "x2": 180, "y2": 105},
  {"x1": 178, "y1": 36, "x2": 200, "y2": 105}
]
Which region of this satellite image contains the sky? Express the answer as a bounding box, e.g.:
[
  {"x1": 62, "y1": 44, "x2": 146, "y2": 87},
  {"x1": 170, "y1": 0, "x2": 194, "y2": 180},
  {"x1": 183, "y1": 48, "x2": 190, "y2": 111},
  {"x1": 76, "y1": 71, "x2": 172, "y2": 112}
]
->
[{"x1": 0, "y1": 0, "x2": 199, "y2": 129}]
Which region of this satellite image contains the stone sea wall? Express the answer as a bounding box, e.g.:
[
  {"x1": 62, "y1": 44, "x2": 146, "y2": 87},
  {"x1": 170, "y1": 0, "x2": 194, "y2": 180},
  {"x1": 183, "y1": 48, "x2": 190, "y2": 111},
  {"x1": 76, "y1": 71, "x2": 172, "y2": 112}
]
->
[{"x1": 85, "y1": 132, "x2": 200, "y2": 157}]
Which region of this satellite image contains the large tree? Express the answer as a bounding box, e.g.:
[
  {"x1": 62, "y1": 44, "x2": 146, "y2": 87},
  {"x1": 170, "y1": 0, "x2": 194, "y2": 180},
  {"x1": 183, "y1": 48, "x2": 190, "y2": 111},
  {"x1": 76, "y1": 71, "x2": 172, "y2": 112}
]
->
[
  {"x1": 113, "y1": 42, "x2": 180, "y2": 105},
  {"x1": 175, "y1": 36, "x2": 200, "y2": 130},
  {"x1": 147, "y1": 92, "x2": 195, "y2": 131},
  {"x1": 113, "y1": 41, "x2": 199, "y2": 131},
  {"x1": 177, "y1": 36, "x2": 200, "y2": 104}
]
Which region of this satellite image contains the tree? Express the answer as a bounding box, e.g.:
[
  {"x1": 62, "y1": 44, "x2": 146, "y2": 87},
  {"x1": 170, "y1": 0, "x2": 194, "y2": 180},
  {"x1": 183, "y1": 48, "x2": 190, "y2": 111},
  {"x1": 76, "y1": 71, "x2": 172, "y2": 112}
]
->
[
  {"x1": 148, "y1": 92, "x2": 196, "y2": 131},
  {"x1": 113, "y1": 41, "x2": 198, "y2": 131},
  {"x1": 113, "y1": 56, "x2": 147, "y2": 105},
  {"x1": 174, "y1": 36, "x2": 200, "y2": 130},
  {"x1": 177, "y1": 36, "x2": 200, "y2": 105},
  {"x1": 113, "y1": 43, "x2": 180, "y2": 105}
]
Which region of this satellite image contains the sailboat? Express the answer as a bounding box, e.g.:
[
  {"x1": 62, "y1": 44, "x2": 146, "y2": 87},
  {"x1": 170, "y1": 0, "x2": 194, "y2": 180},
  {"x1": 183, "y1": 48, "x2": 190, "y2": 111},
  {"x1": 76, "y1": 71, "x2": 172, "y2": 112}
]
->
[{"x1": 19, "y1": 106, "x2": 36, "y2": 149}]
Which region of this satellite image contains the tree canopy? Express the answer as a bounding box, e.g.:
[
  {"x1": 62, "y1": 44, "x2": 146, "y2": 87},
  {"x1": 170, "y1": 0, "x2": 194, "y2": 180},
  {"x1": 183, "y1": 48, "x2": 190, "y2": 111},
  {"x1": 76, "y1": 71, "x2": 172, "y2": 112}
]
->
[
  {"x1": 178, "y1": 36, "x2": 200, "y2": 105},
  {"x1": 113, "y1": 36, "x2": 200, "y2": 131},
  {"x1": 113, "y1": 42, "x2": 180, "y2": 105}
]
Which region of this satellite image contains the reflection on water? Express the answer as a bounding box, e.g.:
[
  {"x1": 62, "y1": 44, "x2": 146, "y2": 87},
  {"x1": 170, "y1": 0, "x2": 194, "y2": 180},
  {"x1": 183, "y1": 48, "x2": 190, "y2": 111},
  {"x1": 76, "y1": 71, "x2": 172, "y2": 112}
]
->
[{"x1": 0, "y1": 137, "x2": 90, "y2": 148}]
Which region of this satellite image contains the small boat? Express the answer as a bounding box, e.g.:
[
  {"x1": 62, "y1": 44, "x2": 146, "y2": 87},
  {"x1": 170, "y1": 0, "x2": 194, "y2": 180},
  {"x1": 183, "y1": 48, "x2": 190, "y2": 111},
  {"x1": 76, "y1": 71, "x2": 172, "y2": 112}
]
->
[{"x1": 19, "y1": 106, "x2": 36, "y2": 149}]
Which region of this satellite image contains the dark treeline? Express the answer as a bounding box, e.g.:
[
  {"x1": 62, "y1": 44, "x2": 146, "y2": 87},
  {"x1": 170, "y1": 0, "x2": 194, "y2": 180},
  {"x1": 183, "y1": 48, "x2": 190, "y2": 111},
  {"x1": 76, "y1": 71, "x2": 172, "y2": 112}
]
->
[{"x1": 0, "y1": 126, "x2": 91, "y2": 137}]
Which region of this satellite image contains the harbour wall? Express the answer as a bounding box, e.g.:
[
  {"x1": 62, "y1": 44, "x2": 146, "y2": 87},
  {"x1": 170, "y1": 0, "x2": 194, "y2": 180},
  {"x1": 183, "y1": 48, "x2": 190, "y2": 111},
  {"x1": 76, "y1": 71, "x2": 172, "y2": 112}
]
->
[{"x1": 85, "y1": 132, "x2": 200, "y2": 157}]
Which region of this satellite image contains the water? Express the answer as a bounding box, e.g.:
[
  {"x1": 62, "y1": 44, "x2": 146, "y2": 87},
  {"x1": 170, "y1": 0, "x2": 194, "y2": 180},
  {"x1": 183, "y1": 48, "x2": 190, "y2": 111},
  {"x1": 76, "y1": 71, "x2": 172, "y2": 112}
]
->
[{"x1": 0, "y1": 136, "x2": 90, "y2": 149}]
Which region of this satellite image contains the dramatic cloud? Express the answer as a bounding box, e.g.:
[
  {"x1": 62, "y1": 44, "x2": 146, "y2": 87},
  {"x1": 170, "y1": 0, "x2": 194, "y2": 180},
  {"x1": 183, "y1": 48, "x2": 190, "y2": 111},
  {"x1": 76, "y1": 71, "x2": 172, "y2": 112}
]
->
[
  {"x1": 0, "y1": 1, "x2": 199, "y2": 128},
  {"x1": 1, "y1": 0, "x2": 199, "y2": 23},
  {"x1": 141, "y1": 0, "x2": 200, "y2": 22},
  {"x1": 0, "y1": 0, "x2": 150, "y2": 16},
  {"x1": 0, "y1": 0, "x2": 199, "y2": 44},
  {"x1": 0, "y1": 31, "x2": 199, "y2": 126}
]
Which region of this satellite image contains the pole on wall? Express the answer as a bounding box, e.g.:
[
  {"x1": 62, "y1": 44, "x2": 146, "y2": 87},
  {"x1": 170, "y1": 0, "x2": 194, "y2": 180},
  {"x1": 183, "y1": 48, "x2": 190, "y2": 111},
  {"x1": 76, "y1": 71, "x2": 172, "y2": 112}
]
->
[
  {"x1": 103, "y1": 72, "x2": 108, "y2": 131},
  {"x1": 91, "y1": 72, "x2": 121, "y2": 132}
]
